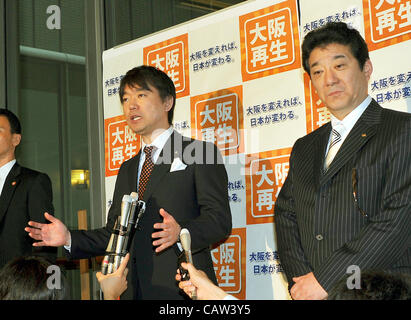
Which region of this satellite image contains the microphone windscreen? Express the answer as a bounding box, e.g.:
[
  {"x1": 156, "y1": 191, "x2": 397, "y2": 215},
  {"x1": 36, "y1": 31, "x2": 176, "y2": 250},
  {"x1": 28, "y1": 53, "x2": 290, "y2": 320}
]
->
[
  {"x1": 180, "y1": 228, "x2": 191, "y2": 252},
  {"x1": 122, "y1": 194, "x2": 133, "y2": 203}
]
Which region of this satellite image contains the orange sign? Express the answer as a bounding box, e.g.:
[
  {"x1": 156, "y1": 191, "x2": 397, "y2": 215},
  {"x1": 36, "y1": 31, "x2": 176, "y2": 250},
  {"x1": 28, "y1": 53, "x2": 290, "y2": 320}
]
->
[
  {"x1": 246, "y1": 149, "x2": 291, "y2": 225},
  {"x1": 239, "y1": 0, "x2": 301, "y2": 81},
  {"x1": 303, "y1": 72, "x2": 331, "y2": 134},
  {"x1": 143, "y1": 34, "x2": 190, "y2": 98},
  {"x1": 363, "y1": 0, "x2": 411, "y2": 51},
  {"x1": 104, "y1": 115, "x2": 141, "y2": 177},
  {"x1": 211, "y1": 228, "x2": 246, "y2": 300},
  {"x1": 190, "y1": 85, "x2": 244, "y2": 155}
]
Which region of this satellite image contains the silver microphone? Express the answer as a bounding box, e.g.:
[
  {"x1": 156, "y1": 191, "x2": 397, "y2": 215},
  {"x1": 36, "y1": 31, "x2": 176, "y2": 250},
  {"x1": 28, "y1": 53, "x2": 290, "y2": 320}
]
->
[
  {"x1": 180, "y1": 228, "x2": 197, "y2": 300},
  {"x1": 119, "y1": 192, "x2": 138, "y2": 264},
  {"x1": 113, "y1": 195, "x2": 133, "y2": 271},
  {"x1": 101, "y1": 193, "x2": 146, "y2": 276},
  {"x1": 101, "y1": 217, "x2": 120, "y2": 275}
]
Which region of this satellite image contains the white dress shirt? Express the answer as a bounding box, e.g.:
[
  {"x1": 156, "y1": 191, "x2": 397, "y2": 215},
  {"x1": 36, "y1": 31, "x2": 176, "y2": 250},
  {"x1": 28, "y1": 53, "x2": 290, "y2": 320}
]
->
[
  {"x1": 137, "y1": 126, "x2": 174, "y2": 190},
  {"x1": 0, "y1": 159, "x2": 16, "y2": 196}
]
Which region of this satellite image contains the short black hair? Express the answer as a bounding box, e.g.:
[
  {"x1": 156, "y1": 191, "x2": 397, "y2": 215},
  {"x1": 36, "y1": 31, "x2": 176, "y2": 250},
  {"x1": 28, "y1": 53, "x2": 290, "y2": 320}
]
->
[
  {"x1": 0, "y1": 108, "x2": 22, "y2": 134},
  {"x1": 0, "y1": 256, "x2": 67, "y2": 300},
  {"x1": 302, "y1": 22, "x2": 370, "y2": 75},
  {"x1": 328, "y1": 270, "x2": 411, "y2": 300},
  {"x1": 119, "y1": 65, "x2": 176, "y2": 125}
]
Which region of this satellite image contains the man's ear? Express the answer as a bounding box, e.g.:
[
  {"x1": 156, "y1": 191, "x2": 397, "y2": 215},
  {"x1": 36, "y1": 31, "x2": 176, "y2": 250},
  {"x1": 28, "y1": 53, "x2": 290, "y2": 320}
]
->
[
  {"x1": 12, "y1": 133, "x2": 21, "y2": 148},
  {"x1": 363, "y1": 59, "x2": 373, "y2": 81},
  {"x1": 163, "y1": 96, "x2": 174, "y2": 112}
]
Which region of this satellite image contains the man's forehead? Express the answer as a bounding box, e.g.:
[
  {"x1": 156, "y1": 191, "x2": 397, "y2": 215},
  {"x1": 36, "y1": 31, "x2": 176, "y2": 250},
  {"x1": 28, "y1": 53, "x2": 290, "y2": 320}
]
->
[
  {"x1": 0, "y1": 115, "x2": 10, "y2": 126},
  {"x1": 124, "y1": 82, "x2": 153, "y2": 93},
  {"x1": 309, "y1": 43, "x2": 351, "y2": 64}
]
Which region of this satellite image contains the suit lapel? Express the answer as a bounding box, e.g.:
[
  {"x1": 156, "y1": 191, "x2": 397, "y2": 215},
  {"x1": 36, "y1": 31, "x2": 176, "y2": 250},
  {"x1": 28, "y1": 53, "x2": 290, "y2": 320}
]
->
[
  {"x1": 0, "y1": 162, "x2": 21, "y2": 224},
  {"x1": 142, "y1": 131, "x2": 182, "y2": 202},
  {"x1": 320, "y1": 100, "x2": 381, "y2": 186},
  {"x1": 128, "y1": 152, "x2": 141, "y2": 192},
  {"x1": 313, "y1": 124, "x2": 331, "y2": 189}
]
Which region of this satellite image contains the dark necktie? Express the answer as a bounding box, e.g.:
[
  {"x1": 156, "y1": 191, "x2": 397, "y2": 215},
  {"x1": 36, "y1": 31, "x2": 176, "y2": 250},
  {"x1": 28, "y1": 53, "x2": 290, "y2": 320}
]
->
[{"x1": 138, "y1": 146, "x2": 155, "y2": 199}]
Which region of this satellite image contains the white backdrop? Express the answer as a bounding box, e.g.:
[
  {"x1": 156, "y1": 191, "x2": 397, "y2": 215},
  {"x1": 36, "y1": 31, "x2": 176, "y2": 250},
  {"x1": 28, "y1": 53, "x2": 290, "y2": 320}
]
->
[{"x1": 102, "y1": 0, "x2": 411, "y2": 299}]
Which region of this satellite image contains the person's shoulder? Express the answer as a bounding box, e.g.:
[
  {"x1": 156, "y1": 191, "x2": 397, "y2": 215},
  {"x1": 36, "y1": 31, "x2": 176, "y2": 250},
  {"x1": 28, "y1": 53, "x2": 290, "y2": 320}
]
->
[
  {"x1": 119, "y1": 152, "x2": 140, "y2": 169},
  {"x1": 295, "y1": 122, "x2": 330, "y2": 146},
  {"x1": 174, "y1": 133, "x2": 223, "y2": 165},
  {"x1": 18, "y1": 164, "x2": 49, "y2": 179},
  {"x1": 173, "y1": 131, "x2": 216, "y2": 151},
  {"x1": 381, "y1": 107, "x2": 411, "y2": 124},
  {"x1": 378, "y1": 107, "x2": 411, "y2": 137}
]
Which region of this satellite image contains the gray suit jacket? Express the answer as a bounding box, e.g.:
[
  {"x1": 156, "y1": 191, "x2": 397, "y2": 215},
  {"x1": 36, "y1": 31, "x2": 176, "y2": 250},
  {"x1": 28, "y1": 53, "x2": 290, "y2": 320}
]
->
[{"x1": 275, "y1": 100, "x2": 411, "y2": 292}]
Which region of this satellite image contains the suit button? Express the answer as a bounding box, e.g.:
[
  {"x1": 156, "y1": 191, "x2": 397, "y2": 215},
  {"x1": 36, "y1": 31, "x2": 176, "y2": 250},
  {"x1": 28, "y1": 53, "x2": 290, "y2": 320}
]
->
[{"x1": 316, "y1": 234, "x2": 323, "y2": 241}]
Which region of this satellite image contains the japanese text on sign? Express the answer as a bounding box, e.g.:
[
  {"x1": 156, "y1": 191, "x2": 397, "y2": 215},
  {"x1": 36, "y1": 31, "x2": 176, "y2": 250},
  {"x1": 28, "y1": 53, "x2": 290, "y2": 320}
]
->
[
  {"x1": 369, "y1": 0, "x2": 411, "y2": 43},
  {"x1": 211, "y1": 234, "x2": 242, "y2": 294},
  {"x1": 195, "y1": 92, "x2": 240, "y2": 152},
  {"x1": 243, "y1": 7, "x2": 294, "y2": 74},
  {"x1": 105, "y1": 116, "x2": 141, "y2": 177},
  {"x1": 250, "y1": 156, "x2": 289, "y2": 218}
]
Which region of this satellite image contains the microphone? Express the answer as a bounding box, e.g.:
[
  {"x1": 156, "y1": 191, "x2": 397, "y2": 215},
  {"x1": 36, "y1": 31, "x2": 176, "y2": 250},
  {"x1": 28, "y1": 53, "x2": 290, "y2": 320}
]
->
[
  {"x1": 113, "y1": 194, "x2": 133, "y2": 271},
  {"x1": 101, "y1": 193, "x2": 146, "y2": 276},
  {"x1": 125, "y1": 192, "x2": 146, "y2": 254},
  {"x1": 101, "y1": 216, "x2": 120, "y2": 275},
  {"x1": 179, "y1": 228, "x2": 197, "y2": 300},
  {"x1": 120, "y1": 192, "x2": 137, "y2": 264}
]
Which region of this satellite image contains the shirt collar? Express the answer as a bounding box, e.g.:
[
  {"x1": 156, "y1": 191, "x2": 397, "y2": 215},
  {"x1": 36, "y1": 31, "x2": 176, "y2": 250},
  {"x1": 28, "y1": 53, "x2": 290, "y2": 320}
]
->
[
  {"x1": 0, "y1": 159, "x2": 16, "y2": 179},
  {"x1": 330, "y1": 95, "x2": 372, "y2": 133},
  {"x1": 142, "y1": 126, "x2": 173, "y2": 153}
]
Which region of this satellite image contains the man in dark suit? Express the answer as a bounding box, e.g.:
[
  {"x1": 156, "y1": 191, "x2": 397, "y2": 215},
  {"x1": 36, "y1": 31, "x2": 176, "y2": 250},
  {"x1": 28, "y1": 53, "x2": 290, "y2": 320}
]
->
[
  {"x1": 275, "y1": 22, "x2": 410, "y2": 300},
  {"x1": 26, "y1": 66, "x2": 232, "y2": 299},
  {"x1": 0, "y1": 108, "x2": 56, "y2": 268}
]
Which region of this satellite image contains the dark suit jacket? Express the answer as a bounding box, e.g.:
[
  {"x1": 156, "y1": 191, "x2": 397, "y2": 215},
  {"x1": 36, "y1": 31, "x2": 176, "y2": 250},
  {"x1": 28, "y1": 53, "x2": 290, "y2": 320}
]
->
[
  {"x1": 68, "y1": 131, "x2": 232, "y2": 299},
  {"x1": 0, "y1": 162, "x2": 56, "y2": 268},
  {"x1": 275, "y1": 100, "x2": 411, "y2": 293}
]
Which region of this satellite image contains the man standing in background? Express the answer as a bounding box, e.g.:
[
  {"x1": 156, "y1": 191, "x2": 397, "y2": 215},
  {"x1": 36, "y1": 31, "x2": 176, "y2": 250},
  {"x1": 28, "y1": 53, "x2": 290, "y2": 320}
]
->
[{"x1": 0, "y1": 108, "x2": 56, "y2": 268}]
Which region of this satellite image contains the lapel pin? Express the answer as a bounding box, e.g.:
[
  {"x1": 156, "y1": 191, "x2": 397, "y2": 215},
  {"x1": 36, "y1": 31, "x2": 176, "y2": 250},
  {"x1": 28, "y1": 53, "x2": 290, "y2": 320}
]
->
[
  {"x1": 12, "y1": 181, "x2": 16, "y2": 186},
  {"x1": 361, "y1": 133, "x2": 367, "y2": 137}
]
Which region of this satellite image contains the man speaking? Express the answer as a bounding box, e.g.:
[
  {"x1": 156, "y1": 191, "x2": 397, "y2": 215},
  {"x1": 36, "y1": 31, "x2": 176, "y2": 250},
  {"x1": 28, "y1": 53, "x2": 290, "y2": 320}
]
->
[{"x1": 26, "y1": 65, "x2": 232, "y2": 299}]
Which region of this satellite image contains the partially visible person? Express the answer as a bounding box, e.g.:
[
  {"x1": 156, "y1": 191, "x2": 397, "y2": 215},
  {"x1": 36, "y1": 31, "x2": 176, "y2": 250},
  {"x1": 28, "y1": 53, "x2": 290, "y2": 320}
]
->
[
  {"x1": 0, "y1": 256, "x2": 67, "y2": 300},
  {"x1": 96, "y1": 253, "x2": 130, "y2": 300},
  {"x1": 275, "y1": 22, "x2": 411, "y2": 300},
  {"x1": 328, "y1": 270, "x2": 411, "y2": 300},
  {"x1": 176, "y1": 262, "x2": 236, "y2": 300},
  {"x1": 0, "y1": 108, "x2": 56, "y2": 268}
]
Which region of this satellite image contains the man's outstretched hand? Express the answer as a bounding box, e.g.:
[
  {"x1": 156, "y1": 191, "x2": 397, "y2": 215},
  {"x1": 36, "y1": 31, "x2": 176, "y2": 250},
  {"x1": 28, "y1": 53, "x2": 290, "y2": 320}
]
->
[
  {"x1": 25, "y1": 212, "x2": 71, "y2": 247},
  {"x1": 152, "y1": 208, "x2": 181, "y2": 253}
]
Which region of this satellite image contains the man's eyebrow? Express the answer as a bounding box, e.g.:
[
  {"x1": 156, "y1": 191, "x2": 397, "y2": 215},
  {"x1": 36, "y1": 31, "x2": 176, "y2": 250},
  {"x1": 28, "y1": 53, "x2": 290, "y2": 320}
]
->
[
  {"x1": 310, "y1": 54, "x2": 347, "y2": 69},
  {"x1": 310, "y1": 61, "x2": 319, "y2": 69},
  {"x1": 332, "y1": 54, "x2": 347, "y2": 60},
  {"x1": 131, "y1": 84, "x2": 152, "y2": 92},
  {"x1": 124, "y1": 85, "x2": 152, "y2": 94}
]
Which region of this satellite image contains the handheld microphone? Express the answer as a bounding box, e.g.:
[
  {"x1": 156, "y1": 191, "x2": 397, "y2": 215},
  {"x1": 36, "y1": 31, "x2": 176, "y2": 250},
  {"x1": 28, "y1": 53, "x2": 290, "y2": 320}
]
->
[
  {"x1": 125, "y1": 192, "x2": 146, "y2": 254},
  {"x1": 179, "y1": 228, "x2": 197, "y2": 300},
  {"x1": 113, "y1": 195, "x2": 133, "y2": 271},
  {"x1": 101, "y1": 218, "x2": 120, "y2": 275},
  {"x1": 101, "y1": 193, "x2": 146, "y2": 276}
]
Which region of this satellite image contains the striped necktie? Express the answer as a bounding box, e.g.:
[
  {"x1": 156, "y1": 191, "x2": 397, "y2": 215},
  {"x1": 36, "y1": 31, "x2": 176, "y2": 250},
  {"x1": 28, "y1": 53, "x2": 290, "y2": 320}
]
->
[
  {"x1": 138, "y1": 146, "x2": 155, "y2": 199},
  {"x1": 324, "y1": 124, "x2": 345, "y2": 170}
]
